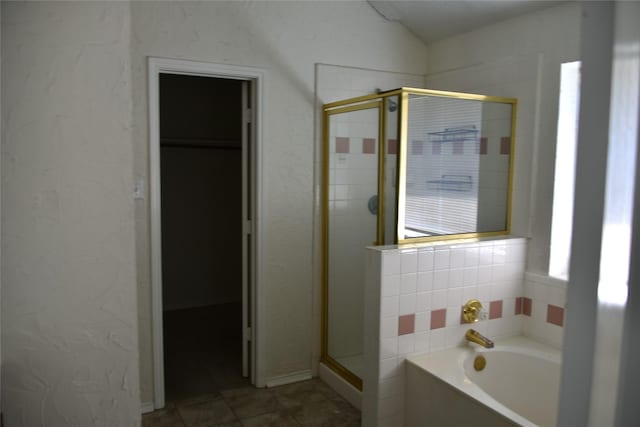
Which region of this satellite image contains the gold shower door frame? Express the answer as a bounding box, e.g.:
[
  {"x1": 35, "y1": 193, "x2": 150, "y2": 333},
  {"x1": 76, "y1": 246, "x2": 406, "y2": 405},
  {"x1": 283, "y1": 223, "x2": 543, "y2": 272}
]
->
[{"x1": 322, "y1": 98, "x2": 386, "y2": 390}]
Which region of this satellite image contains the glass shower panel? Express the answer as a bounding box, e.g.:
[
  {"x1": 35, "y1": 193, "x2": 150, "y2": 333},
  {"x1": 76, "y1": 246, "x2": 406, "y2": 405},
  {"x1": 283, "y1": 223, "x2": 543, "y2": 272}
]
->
[
  {"x1": 402, "y1": 94, "x2": 483, "y2": 238},
  {"x1": 326, "y1": 104, "x2": 380, "y2": 381}
]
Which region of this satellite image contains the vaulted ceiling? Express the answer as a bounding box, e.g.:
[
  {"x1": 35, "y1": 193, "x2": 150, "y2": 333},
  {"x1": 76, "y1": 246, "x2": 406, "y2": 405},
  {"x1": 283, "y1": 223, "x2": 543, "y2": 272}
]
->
[{"x1": 368, "y1": 1, "x2": 567, "y2": 43}]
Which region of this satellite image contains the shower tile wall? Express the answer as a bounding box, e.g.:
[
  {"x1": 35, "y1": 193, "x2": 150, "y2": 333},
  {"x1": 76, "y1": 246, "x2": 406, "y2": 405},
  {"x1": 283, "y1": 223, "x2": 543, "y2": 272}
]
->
[{"x1": 363, "y1": 237, "x2": 527, "y2": 427}]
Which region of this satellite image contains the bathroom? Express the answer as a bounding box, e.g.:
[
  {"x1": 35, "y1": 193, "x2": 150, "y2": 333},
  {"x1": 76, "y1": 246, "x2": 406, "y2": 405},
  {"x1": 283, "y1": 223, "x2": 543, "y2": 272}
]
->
[{"x1": 1, "y1": 1, "x2": 639, "y2": 426}]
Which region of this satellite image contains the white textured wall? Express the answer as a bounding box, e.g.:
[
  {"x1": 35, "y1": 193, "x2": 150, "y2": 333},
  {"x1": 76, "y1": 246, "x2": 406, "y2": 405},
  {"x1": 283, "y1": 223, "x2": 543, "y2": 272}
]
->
[
  {"x1": 2, "y1": 2, "x2": 140, "y2": 426},
  {"x1": 426, "y1": 2, "x2": 582, "y2": 274},
  {"x1": 131, "y1": 1, "x2": 428, "y2": 403}
]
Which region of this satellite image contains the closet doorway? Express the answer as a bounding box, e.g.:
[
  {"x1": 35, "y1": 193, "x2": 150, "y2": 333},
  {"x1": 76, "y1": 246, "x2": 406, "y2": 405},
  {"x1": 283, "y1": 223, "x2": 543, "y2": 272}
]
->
[{"x1": 149, "y1": 58, "x2": 264, "y2": 409}]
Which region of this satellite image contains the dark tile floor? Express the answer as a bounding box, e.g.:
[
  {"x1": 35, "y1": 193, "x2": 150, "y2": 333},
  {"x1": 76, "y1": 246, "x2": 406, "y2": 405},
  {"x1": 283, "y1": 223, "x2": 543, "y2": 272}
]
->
[
  {"x1": 142, "y1": 378, "x2": 361, "y2": 427},
  {"x1": 150, "y1": 304, "x2": 361, "y2": 426}
]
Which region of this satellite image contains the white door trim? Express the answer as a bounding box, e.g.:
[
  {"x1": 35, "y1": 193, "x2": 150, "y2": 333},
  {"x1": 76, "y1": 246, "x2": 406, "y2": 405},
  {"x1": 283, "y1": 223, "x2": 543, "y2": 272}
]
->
[{"x1": 148, "y1": 57, "x2": 266, "y2": 410}]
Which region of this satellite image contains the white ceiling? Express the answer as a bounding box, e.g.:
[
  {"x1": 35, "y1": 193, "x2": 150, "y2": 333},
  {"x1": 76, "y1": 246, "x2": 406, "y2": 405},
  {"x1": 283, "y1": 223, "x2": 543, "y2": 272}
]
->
[{"x1": 368, "y1": 1, "x2": 567, "y2": 43}]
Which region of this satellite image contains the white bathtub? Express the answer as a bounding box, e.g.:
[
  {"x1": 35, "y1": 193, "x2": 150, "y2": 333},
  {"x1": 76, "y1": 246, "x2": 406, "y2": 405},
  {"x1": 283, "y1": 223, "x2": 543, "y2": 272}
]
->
[{"x1": 405, "y1": 336, "x2": 561, "y2": 427}]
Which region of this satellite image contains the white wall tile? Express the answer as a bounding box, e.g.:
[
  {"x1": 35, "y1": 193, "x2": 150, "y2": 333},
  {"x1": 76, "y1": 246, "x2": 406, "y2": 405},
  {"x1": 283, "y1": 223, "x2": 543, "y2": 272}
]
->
[
  {"x1": 414, "y1": 331, "x2": 430, "y2": 353},
  {"x1": 381, "y1": 315, "x2": 397, "y2": 338},
  {"x1": 432, "y1": 270, "x2": 449, "y2": 290},
  {"x1": 447, "y1": 288, "x2": 463, "y2": 308},
  {"x1": 399, "y1": 294, "x2": 416, "y2": 315},
  {"x1": 415, "y1": 311, "x2": 430, "y2": 332},
  {"x1": 450, "y1": 248, "x2": 466, "y2": 268},
  {"x1": 464, "y1": 247, "x2": 480, "y2": 267},
  {"x1": 381, "y1": 275, "x2": 400, "y2": 297},
  {"x1": 448, "y1": 268, "x2": 464, "y2": 288},
  {"x1": 462, "y1": 267, "x2": 478, "y2": 286},
  {"x1": 418, "y1": 249, "x2": 434, "y2": 271},
  {"x1": 434, "y1": 249, "x2": 450, "y2": 269},
  {"x1": 432, "y1": 290, "x2": 447, "y2": 309},
  {"x1": 400, "y1": 273, "x2": 417, "y2": 295},
  {"x1": 400, "y1": 249, "x2": 418, "y2": 273},
  {"x1": 398, "y1": 334, "x2": 416, "y2": 355},
  {"x1": 380, "y1": 337, "x2": 398, "y2": 359},
  {"x1": 382, "y1": 252, "x2": 401, "y2": 276},
  {"x1": 416, "y1": 292, "x2": 431, "y2": 312},
  {"x1": 381, "y1": 296, "x2": 399, "y2": 317},
  {"x1": 417, "y1": 271, "x2": 433, "y2": 292}
]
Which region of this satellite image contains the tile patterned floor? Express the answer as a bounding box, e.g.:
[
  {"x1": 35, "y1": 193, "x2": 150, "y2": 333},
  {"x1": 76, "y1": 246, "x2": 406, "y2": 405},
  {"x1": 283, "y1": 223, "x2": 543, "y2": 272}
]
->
[{"x1": 142, "y1": 378, "x2": 361, "y2": 427}]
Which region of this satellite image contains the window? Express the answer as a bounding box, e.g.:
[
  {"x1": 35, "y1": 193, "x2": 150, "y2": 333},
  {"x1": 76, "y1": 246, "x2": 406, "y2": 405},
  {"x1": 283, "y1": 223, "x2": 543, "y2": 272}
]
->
[{"x1": 549, "y1": 61, "x2": 581, "y2": 280}]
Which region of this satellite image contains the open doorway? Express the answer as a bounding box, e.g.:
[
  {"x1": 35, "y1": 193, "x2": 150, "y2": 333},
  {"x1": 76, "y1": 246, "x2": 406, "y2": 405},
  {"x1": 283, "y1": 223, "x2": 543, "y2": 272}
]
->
[
  {"x1": 149, "y1": 58, "x2": 264, "y2": 409},
  {"x1": 160, "y1": 74, "x2": 246, "y2": 402}
]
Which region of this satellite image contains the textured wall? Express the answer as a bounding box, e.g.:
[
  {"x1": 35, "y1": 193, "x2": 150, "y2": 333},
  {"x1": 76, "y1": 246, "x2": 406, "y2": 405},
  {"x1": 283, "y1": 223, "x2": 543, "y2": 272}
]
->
[
  {"x1": 130, "y1": 1, "x2": 428, "y2": 403},
  {"x1": 1, "y1": 2, "x2": 140, "y2": 425},
  {"x1": 426, "y1": 2, "x2": 582, "y2": 274}
]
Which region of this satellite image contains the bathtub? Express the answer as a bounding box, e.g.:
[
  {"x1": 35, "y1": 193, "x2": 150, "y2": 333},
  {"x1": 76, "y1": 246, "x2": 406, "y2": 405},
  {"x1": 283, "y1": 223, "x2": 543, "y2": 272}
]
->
[{"x1": 405, "y1": 336, "x2": 561, "y2": 427}]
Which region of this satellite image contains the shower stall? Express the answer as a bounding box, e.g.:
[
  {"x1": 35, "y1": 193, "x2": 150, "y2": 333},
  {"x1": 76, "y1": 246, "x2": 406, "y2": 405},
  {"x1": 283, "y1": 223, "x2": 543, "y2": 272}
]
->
[{"x1": 321, "y1": 88, "x2": 517, "y2": 391}]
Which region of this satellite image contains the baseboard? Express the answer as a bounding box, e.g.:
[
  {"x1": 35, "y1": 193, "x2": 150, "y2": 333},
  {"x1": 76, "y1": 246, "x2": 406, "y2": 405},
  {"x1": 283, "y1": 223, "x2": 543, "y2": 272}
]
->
[
  {"x1": 265, "y1": 370, "x2": 312, "y2": 388},
  {"x1": 141, "y1": 402, "x2": 155, "y2": 414},
  {"x1": 318, "y1": 362, "x2": 362, "y2": 410}
]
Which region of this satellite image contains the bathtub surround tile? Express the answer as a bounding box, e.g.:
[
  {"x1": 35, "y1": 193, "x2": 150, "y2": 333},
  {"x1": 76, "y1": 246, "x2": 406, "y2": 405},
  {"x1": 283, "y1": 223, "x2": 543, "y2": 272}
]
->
[
  {"x1": 364, "y1": 238, "x2": 528, "y2": 427},
  {"x1": 398, "y1": 314, "x2": 415, "y2": 335},
  {"x1": 547, "y1": 304, "x2": 564, "y2": 327},
  {"x1": 522, "y1": 297, "x2": 532, "y2": 316},
  {"x1": 381, "y1": 296, "x2": 399, "y2": 317},
  {"x1": 336, "y1": 137, "x2": 350, "y2": 154},
  {"x1": 489, "y1": 300, "x2": 503, "y2": 319},
  {"x1": 382, "y1": 252, "x2": 400, "y2": 276},
  {"x1": 430, "y1": 308, "x2": 447, "y2": 330}
]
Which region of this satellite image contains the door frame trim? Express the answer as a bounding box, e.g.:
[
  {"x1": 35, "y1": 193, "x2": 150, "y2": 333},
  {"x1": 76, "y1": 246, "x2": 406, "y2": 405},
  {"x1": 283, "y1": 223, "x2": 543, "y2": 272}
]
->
[{"x1": 148, "y1": 57, "x2": 266, "y2": 409}]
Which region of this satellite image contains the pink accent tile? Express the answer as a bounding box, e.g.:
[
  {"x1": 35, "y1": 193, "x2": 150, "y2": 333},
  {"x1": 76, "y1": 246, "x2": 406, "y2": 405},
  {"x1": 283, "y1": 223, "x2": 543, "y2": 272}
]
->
[
  {"x1": 412, "y1": 140, "x2": 423, "y2": 155},
  {"x1": 547, "y1": 304, "x2": 564, "y2": 327},
  {"x1": 432, "y1": 143, "x2": 441, "y2": 155},
  {"x1": 489, "y1": 300, "x2": 503, "y2": 320},
  {"x1": 515, "y1": 297, "x2": 523, "y2": 315},
  {"x1": 430, "y1": 308, "x2": 447, "y2": 330},
  {"x1": 523, "y1": 297, "x2": 532, "y2": 317},
  {"x1": 363, "y1": 138, "x2": 376, "y2": 154},
  {"x1": 336, "y1": 137, "x2": 350, "y2": 154},
  {"x1": 500, "y1": 137, "x2": 511, "y2": 155},
  {"x1": 453, "y1": 141, "x2": 464, "y2": 155},
  {"x1": 388, "y1": 139, "x2": 398, "y2": 155},
  {"x1": 480, "y1": 137, "x2": 488, "y2": 155},
  {"x1": 398, "y1": 314, "x2": 415, "y2": 335}
]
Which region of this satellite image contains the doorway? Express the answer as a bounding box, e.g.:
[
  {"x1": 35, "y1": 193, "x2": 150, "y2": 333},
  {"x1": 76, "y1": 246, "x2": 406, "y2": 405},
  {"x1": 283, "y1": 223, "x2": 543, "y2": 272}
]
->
[{"x1": 148, "y1": 58, "x2": 265, "y2": 409}]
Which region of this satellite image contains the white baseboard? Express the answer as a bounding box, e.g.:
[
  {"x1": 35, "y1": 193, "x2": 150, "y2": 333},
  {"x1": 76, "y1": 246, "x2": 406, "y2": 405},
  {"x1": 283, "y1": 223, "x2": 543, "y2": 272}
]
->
[
  {"x1": 318, "y1": 362, "x2": 362, "y2": 410},
  {"x1": 141, "y1": 402, "x2": 155, "y2": 414},
  {"x1": 265, "y1": 370, "x2": 312, "y2": 388}
]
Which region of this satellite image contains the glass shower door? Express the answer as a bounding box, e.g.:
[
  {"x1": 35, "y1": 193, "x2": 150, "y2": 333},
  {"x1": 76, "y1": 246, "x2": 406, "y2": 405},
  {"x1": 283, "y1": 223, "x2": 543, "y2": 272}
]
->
[{"x1": 323, "y1": 101, "x2": 382, "y2": 388}]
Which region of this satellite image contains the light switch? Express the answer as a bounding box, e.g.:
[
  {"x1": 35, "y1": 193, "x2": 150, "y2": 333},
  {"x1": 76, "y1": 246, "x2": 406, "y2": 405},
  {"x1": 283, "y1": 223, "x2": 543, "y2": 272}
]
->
[{"x1": 134, "y1": 178, "x2": 145, "y2": 200}]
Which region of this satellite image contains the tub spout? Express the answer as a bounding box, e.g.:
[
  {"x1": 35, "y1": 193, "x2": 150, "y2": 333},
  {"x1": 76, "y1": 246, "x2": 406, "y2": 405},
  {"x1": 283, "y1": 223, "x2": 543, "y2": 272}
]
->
[{"x1": 465, "y1": 329, "x2": 494, "y2": 348}]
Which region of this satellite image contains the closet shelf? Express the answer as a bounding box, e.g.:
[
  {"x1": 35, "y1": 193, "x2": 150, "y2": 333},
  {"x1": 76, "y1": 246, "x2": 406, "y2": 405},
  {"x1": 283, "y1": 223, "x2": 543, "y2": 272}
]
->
[{"x1": 160, "y1": 137, "x2": 241, "y2": 150}]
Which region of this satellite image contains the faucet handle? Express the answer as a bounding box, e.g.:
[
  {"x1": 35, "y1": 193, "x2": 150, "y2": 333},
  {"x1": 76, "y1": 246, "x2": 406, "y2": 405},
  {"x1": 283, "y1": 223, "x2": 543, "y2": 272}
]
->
[{"x1": 462, "y1": 299, "x2": 483, "y2": 323}]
